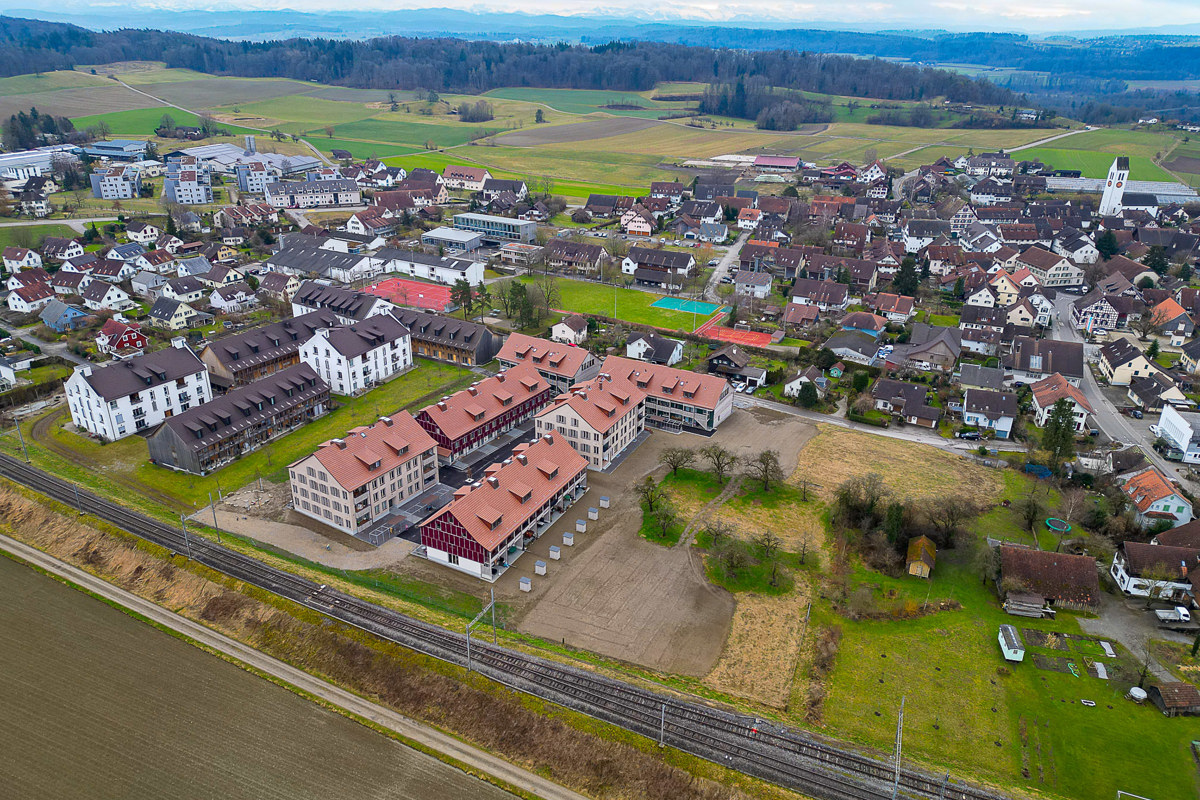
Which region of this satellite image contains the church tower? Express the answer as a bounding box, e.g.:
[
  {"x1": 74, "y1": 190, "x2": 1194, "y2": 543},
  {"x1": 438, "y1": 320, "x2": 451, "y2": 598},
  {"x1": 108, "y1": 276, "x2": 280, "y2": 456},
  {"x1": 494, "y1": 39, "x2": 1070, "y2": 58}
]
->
[{"x1": 1099, "y1": 156, "x2": 1129, "y2": 216}]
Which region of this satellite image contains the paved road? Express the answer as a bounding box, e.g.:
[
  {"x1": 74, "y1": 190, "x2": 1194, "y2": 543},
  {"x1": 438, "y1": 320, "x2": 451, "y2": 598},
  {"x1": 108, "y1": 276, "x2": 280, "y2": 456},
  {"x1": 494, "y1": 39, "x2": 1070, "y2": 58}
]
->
[
  {"x1": 0, "y1": 217, "x2": 122, "y2": 234},
  {"x1": 11, "y1": 324, "x2": 86, "y2": 365},
  {"x1": 703, "y1": 231, "x2": 748, "y2": 302},
  {"x1": 1049, "y1": 294, "x2": 1179, "y2": 476},
  {"x1": 0, "y1": 532, "x2": 583, "y2": 800}
]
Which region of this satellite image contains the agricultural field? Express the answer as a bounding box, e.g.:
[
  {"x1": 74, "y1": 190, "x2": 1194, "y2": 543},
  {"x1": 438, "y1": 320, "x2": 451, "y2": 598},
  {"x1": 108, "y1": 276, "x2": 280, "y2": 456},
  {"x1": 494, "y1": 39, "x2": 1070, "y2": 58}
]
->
[
  {"x1": 0, "y1": 70, "x2": 112, "y2": 95},
  {"x1": 485, "y1": 87, "x2": 696, "y2": 118}
]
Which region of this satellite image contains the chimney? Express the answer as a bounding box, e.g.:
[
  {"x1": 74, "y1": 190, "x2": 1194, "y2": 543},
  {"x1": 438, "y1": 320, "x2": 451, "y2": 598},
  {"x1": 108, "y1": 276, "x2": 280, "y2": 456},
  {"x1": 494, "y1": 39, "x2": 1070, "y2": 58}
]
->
[
  {"x1": 543, "y1": 432, "x2": 554, "y2": 444},
  {"x1": 467, "y1": 385, "x2": 478, "y2": 396},
  {"x1": 75, "y1": 364, "x2": 92, "y2": 378},
  {"x1": 380, "y1": 416, "x2": 393, "y2": 426},
  {"x1": 170, "y1": 336, "x2": 187, "y2": 349},
  {"x1": 516, "y1": 453, "x2": 528, "y2": 465}
]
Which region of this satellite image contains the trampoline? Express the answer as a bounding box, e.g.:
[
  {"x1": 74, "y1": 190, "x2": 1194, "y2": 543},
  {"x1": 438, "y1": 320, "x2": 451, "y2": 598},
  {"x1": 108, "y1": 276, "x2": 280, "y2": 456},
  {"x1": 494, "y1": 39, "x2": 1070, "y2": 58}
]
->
[
  {"x1": 649, "y1": 297, "x2": 724, "y2": 315},
  {"x1": 1045, "y1": 518, "x2": 1071, "y2": 534}
]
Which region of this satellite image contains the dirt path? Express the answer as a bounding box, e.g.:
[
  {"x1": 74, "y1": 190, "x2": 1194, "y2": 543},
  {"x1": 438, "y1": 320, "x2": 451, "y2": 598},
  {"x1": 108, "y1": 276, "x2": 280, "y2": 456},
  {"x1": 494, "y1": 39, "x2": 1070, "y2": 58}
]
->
[
  {"x1": 31, "y1": 406, "x2": 190, "y2": 513},
  {"x1": 676, "y1": 474, "x2": 743, "y2": 549}
]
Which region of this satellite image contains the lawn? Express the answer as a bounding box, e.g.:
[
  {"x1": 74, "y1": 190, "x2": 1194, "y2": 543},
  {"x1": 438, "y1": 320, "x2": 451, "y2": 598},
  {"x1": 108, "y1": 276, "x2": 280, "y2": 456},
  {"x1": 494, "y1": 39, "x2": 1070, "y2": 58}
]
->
[
  {"x1": 519, "y1": 275, "x2": 719, "y2": 332},
  {"x1": 0, "y1": 224, "x2": 79, "y2": 250},
  {"x1": 42, "y1": 359, "x2": 475, "y2": 509},
  {"x1": 331, "y1": 118, "x2": 503, "y2": 149},
  {"x1": 309, "y1": 137, "x2": 423, "y2": 160},
  {"x1": 821, "y1": 553, "x2": 1197, "y2": 800},
  {"x1": 217, "y1": 95, "x2": 380, "y2": 127}
]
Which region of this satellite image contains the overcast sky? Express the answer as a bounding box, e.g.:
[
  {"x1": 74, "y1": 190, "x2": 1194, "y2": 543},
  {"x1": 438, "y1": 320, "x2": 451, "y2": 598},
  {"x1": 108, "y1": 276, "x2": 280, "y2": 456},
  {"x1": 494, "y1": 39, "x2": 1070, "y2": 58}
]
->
[{"x1": 11, "y1": 0, "x2": 1200, "y2": 32}]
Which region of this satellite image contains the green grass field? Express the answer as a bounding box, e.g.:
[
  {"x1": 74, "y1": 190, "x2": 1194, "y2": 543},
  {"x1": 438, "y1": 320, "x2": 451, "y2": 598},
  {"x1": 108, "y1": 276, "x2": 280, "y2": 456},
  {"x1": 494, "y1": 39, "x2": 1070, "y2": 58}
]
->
[
  {"x1": 70, "y1": 107, "x2": 257, "y2": 139},
  {"x1": 329, "y1": 118, "x2": 502, "y2": 149},
  {"x1": 1015, "y1": 147, "x2": 1174, "y2": 181},
  {"x1": 0, "y1": 70, "x2": 111, "y2": 95},
  {"x1": 520, "y1": 275, "x2": 716, "y2": 331},
  {"x1": 822, "y1": 551, "x2": 1194, "y2": 800},
  {"x1": 485, "y1": 87, "x2": 691, "y2": 117},
  {"x1": 0, "y1": 224, "x2": 79, "y2": 250}
]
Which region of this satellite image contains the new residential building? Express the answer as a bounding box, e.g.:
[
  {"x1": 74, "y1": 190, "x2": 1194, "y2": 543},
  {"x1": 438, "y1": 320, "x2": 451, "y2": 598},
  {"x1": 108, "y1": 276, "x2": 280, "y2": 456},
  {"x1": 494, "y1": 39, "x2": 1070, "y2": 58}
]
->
[
  {"x1": 289, "y1": 413, "x2": 439, "y2": 537},
  {"x1": 534, "y1": 372, "x2": 647, "y2": 470},
  {"x1": 197, "y1": 310, "x2": 342, "y2": 389},
  {"x1": 65, "y1": 339, "x2": 212, "y2": 441},
  {"x1": 414, "y1": 363, "x2": 553, "y2": 462},
  {"x1": 265, "y1": 177, "x2": 362, "y2": 209},
  {"x1": 496, "y1": 333, "x2": 600, "y2": 393},
  {"x1": 452, "y1": 212, "x2": 537, "y2": 243},
  {"x1": 147, "y1": 365, "x2": 330, "y2": 475},
  {"x1": 419, "y1": 433, "x2": 588, "y2": 581},
  {"x1": 391, "y1": 308, "x2": 499, "y2": 366},
  {"x1": 299, "y1": 313, "x2": 413, "y2": 395},
  {"x1": 90, "y1": 165, "x2": 141, "y2": 200},
  {"x1": 291, "y1": 281, "x2": 395, "y2": 325},
  {"x1": 599, "y1": 355, "x2": 732, "y2": 432}
]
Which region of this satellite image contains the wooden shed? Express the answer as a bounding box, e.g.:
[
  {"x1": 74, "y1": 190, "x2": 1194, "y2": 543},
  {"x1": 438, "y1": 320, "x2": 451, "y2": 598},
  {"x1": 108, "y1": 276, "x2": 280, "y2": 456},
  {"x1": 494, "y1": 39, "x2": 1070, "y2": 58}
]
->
[
  {"x1": 998, "y1": 624, "x2": 1025, "y2": 662},
  {"x1": 1149, "y1": 682, "x2": 1200, "y2": 717},
  {"x1": 906, "y1": 535, "x2": 937, "y2": 578}
]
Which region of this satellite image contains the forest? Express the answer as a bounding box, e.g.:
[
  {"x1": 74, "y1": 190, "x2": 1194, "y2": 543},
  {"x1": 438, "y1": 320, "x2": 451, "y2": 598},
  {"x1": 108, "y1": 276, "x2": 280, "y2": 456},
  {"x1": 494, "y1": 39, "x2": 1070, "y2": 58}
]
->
[{"x1": 0, "y1": 16, "x2": 1015, "y2": 107}]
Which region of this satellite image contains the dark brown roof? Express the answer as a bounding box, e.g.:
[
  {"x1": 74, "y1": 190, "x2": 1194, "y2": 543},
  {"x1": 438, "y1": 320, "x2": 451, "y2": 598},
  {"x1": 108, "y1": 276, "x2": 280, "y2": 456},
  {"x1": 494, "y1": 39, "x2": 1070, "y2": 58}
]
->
[
  {"x1": 1151, "y1": 682, "x2": 1200, "y2": 710},
  {"x1": 322, "y1": 313, "x2": 410, "y2": 359},
  {"x1": 1121, "y1": 541, "x2": 1200, "y2": 578},
  {"x1": 76, "y1": 344, "x2": 205, "y2": 400},
  {"x1": 202, "y1": 310, "x2": 341, "y2": 372},
  {"x1": 1154, "y1": 521, "x2": 1200, "y2": 549},
  {"x1": 1000, "y1": 546, "x2": 1099, "y2": 606}
]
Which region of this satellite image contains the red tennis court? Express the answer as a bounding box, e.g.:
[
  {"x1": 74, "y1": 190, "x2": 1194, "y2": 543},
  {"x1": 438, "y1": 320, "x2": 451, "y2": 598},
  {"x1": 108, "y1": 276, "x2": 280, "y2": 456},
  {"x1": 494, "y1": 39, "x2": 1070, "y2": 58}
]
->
[
  {"x1": 704, "y1": 326, "x2": 775, "y2": 347},
  {"x1": 365, "y1": 277, "x2": 454, "y2": 312}
]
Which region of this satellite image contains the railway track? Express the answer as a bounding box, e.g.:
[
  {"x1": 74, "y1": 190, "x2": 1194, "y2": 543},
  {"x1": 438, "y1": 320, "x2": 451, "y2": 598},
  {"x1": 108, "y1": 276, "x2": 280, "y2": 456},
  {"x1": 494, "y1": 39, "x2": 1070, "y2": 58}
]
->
[{"x1": 0, "y1": 452, "x2": 1007, "y2": 800}]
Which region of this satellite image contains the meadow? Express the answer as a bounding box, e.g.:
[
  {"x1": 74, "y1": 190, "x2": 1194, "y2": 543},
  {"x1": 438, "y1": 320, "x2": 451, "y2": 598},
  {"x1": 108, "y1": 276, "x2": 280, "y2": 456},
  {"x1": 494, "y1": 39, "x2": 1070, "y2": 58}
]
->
[
  {"x1": 1016, "y1": 147, "x2": 1174, "y2": 181},
  {"x1": 519, "y1": 275, "x2": 718, "y2": 332}
]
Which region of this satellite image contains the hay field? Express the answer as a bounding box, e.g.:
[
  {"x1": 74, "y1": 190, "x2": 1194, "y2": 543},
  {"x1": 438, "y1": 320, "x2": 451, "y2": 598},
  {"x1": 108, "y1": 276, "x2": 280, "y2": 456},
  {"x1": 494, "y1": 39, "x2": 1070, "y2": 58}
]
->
[
  {"x1": 0, "y1": 85, "x2": 156, "y2": 120},
  {"x1": 704, "y1": 589, "x2": 811, "y2": 707},
  {"x1": 541, "y1": 124, "x2": 790, "y2": 158},
  {"x1": 0, "y1": 70, "x2": 111, "y2": 94}
]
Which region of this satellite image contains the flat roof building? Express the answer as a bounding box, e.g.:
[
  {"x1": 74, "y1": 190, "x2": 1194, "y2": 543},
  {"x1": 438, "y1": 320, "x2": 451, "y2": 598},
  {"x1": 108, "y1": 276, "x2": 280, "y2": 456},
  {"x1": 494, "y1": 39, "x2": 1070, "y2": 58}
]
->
[
  {"x1": 420, "y1": 227, "x2": 484, "y2": 252},
  {"x1": 452, "y1": 212, "x2": 537, "y2": 243}
]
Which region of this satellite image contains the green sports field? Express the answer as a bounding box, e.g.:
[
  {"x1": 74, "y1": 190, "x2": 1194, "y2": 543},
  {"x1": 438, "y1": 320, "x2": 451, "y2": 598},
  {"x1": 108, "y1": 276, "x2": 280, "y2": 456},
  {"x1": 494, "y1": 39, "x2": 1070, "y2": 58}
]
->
[{"x1": 521, "y1": 275, "x2": 716, "y2": 332}]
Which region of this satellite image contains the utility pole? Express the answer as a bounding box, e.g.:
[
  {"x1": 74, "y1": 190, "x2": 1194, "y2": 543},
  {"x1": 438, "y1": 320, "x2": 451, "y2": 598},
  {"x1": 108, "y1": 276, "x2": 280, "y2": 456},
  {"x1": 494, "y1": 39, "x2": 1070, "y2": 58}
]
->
[
  {"x1": 892, "y1": 695, "x2": 906, "y2": 800},
  {"x1": 209, "y1": 491, "x2": 221, "y2": 542},
  {"x1": 15, "y1": 422, "x2": 29, "y2": 463},
  {"x1": 658, "y1": 703, "x2": 666, "y2": 747},
  {"x1": 73, "y1": 483, "x2": 83, "y2": 515},
  {"x1": 179, "y1": 514, "x2": 192, "y2": 560}
]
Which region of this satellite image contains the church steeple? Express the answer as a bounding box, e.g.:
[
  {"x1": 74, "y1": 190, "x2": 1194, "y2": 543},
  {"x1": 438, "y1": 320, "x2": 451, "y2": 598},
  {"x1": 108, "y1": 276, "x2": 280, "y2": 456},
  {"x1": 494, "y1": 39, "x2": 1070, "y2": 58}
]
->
[{"x1": 1099, "y1": 156, "x2": 1129, "y2": 216}]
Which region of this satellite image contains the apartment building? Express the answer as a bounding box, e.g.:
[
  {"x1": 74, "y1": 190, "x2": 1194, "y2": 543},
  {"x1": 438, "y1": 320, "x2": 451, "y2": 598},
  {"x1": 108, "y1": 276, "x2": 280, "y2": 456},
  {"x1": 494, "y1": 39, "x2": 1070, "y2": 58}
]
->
[
  {"x1": 534, "y1": 373, "x2": 646, "y2": 470},
  {"x1": 235, "y1": 162, "x2": 274, "y2": 194},
  {"x1": 496, "y1": 333, "x2": 600, "y2": 393},
  {"x1": 599, "y1": 355, "x2": 732, "y2": 432},
  {"x1": 299, "y1": 313, "x2": 413, "y2": 395},
  {"x1": 197, "y1": 310, "x2": 342, "y2": 388},
  {"x1": 391, "y1": 308, "x2": 499, "y2": 366},
  {"x1": 419, "y1": 433, "x2": 588, "y2": 581},
  {"x1": 163, "y1": 157, "x2": 213, "y2": 205},
  {"x1": 265, "y1": 177, "x2": 361, "y2": 209},
  {"x1": 414, "y1": 363, "x2": 553, "y2": 462},
  {"x1": 289, "y1": 413, "x2": 439, "y2": 537},
  {"x1": 65, "y1": 339, "x2": 212, "y2": 441},
  {"x1": 147, "y1": 364, "x2": 330, "y2": 475},
  {"x1": 452, "y1": 212, "x2": 537, "y2": 243},
  {"x1": 291, "y1": 281, "x2": 395, "y2": 325},
  {"x1": 89, "y1": 165, "x2": 141, "y2": 200}
]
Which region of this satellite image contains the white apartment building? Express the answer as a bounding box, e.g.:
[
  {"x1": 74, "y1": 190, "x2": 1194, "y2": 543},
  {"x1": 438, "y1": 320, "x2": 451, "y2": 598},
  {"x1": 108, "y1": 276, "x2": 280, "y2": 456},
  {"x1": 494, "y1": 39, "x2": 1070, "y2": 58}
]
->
[
  {"x1": 288, "y1": 413, "x2": 439, "y2": 538},
  {"x1": 265, "y1": 178, "x2": 361, "y2": 209},
  {"x1": 90, "y1": 165, "x2": 141, "y2": 200},
  {"x1": 534, "y1": 373, "x2": 646, "y2": 470},
  {"x1": 65, "y1": 339, "x2": 212, "y2": 441},
  {"x1": 235, "y1": 162, "x2": 274, "y2": 194},
  {"x1": 374, "y1": 247, "x2": 486, "y2": 287},
  {"x1": 164, "y1": 167, "x2": 213, "y2": 205},
  {"x1": 299, "y1": 312, "x2": 412, "y2": 395}
]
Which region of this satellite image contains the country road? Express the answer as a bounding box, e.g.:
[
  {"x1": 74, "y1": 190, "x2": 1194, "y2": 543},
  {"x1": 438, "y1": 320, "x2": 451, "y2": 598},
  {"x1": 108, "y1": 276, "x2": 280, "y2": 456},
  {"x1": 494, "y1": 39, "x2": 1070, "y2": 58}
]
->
[{"x1": 0, "y1": 532, "x2": 582, "y2": 800}]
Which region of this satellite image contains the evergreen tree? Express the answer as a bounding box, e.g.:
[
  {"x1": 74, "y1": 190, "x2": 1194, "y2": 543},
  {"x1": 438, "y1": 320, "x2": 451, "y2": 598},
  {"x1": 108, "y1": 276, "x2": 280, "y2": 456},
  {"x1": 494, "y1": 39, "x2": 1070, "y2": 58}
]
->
[
  {"x1": 797, "y1": 380, "x2": 819, "y2": 408},
  {"x1": 1147, "y1": 338, "x2": 1160, "y2": 360},
  {"x1": 1180, "y1": 262, "x2": 1193, "y2": 282},
  {"x1": 953, "y1": 276, "x2": 965, "y2": 297},
  {"x1": 1043, "y1": 399, "x2": 1077, "y2": 468},
  {"x1": 1143, "y1": 245, "x2": 1169, "y2": 275},
  {"x1": 893, "y1": 256, "x2": 920, "y2": 296},
  {"x1": 451, "y1": 277, "x2": 474, "y2": 319},
  {"x1": 1096, "y1": 229, "x2": 1119, "y2": 261}
]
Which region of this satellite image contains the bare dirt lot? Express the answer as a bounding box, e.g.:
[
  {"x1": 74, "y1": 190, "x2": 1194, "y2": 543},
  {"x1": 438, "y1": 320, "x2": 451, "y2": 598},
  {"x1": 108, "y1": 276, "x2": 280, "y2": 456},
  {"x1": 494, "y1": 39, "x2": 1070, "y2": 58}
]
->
[
  {"x1": 0, "y1": 86, "x2": 156, "y2": 119},
  {"x1": 476, "y1": 407, "x2": 817, "y2": 676},
  {"x1": 497, "y1": 116, "x2": 662, "y2": 147}
]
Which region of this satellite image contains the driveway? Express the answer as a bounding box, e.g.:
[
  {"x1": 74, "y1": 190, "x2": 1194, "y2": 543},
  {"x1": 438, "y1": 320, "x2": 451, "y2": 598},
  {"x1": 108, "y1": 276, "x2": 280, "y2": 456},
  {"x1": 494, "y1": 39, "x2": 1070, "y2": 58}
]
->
[
  {"x1": 13, "y1": 324, "x2": 86, "y2": 365},
  {"x1": 1078, "y1": 592, "x2": 1190, "y2": 681}
]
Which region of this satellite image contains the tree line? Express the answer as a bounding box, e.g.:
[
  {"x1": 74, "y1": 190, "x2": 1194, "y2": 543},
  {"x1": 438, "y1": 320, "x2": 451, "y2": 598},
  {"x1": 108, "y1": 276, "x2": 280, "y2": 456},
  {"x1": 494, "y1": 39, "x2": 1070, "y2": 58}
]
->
[
  {"x1": 2, "y1": 107, "x2": 77, "y2": 151},
  {"x1": 0, "y1": 16, "x2": 1015, "y2": 108}
]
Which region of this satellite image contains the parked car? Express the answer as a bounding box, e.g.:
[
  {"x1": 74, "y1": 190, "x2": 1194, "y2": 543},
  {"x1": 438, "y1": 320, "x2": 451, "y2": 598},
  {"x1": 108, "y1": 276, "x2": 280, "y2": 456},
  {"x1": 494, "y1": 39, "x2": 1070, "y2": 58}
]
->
[
  {"x1": 1149, "y1": 424, "x2": 1163, "y2": 437},
  {"x1": 957, "y1": 431, "x2": 981, "y2": 440},
  {"x1": 1131, "y1": 409, "x2": 1144, "y2": 419},
  {"x1": 708, "y1": 258, "x2": 719, "y2": 266}
]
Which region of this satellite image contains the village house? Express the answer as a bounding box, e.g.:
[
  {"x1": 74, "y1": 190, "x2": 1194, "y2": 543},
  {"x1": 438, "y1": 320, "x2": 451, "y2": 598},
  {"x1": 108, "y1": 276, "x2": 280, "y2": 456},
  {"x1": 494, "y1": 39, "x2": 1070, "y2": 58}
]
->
[
  {"x1": 626, "y1": 331, "x2": 684, "y2": 366},
  {"x1": 544, "y1": 239, "x2": 606, "y2": 273},
  {"x1": 39, "y1": 300, "x2": 89, "y2": 333},
  {"x1": 289, "y1": 413, "x2": 439, "y2": 538},
  {"x1": 550, "y1": 315, "x2": 588, "y2": 346},
  {"x1": 2, "y1": 247, "x2": 41, "y2": 271},
  {"x1": 734, "y1": 270, "x2": 773, "y2": 300},
  {"x1": 1030, "y1": 373, "x2": 1094, "y2": 431},
  {"x1": 1122, "y1": 466, "x2": 1194, "y2": 528},
  {"x1": 1110, "y1": 541, "x2": 1199, "y2": 603},
  {"x1": 95, "y1": 318, "x2": 147, "y2": 357},
  {"x1": 999, "y1": 546, "x2": 1099, "y2": 612},
  {"x1": 147, "y1": 297, "x2": 210, "y2": 331},
  {"x1": 7, "y1": 281, "x2": 54, "y2": 314},
  {"x1": 1006, "y1": 337, "x2": 1084, "y2": 386},
  {"x1": 707, "y1": 344, "x2": 767, "y2": 387},
  {"x1": 962, "y1": 389, "x2": 1018, "y2": 439},
  {"x1": 1099, "y1": 338, "x2": 1158, "y2": 386},
  {"x1": 870, "y1": 378, "x2": 942, "y2": 428}
]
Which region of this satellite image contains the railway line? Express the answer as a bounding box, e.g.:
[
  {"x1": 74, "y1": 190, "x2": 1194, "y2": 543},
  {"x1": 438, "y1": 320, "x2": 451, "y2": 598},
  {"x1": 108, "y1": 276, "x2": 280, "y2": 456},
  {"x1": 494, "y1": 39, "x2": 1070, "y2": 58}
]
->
[{"x1": 0, "y1": 452, "x2": 1008, "y2": 800}]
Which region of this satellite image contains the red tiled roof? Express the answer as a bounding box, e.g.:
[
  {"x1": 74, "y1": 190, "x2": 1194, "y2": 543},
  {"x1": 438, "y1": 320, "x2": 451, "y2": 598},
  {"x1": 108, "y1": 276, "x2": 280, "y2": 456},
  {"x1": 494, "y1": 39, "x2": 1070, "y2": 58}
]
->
[
  {"x1": 431, "y1": 433, "x2": 587, "y2": 551},
  {"x1": 1030, "y1": 373, "x2": 1093, "y2": 414},
  {"x1": 418, "y1": 362, "x2": 549, "y2": 441},
  {"x1": 1123, "y1": 467, "x2": 1182, "y2": 513},
  {"x1": 600, "y1": 355, "x2": 728, "y2": 411},
  {"x1": 306, "y1": 412, "x2": 435, "y2": 492},
  {"x1": 497, "y1": 333, "x2": 593, "y2": 380},
  {"x1": 536, "y1": 373, "x2": 645, "y2": 435}
]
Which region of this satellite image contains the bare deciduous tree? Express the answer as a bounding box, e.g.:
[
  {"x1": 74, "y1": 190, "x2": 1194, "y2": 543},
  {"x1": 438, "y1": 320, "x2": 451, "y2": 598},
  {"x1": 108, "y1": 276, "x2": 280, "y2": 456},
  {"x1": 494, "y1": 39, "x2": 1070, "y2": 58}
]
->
[
  {"x1": 659, "y1": 446, "x2": 695, "y2": 477},
  {"x1": 634, "y1": 476, "x2": 664, "y2": 513},
  {"x1": 700, "y1": 444, "x2": 739, "y2": 485},
  {"x1": 745, "y1": 449, "x2": 785, "y2": 491}
]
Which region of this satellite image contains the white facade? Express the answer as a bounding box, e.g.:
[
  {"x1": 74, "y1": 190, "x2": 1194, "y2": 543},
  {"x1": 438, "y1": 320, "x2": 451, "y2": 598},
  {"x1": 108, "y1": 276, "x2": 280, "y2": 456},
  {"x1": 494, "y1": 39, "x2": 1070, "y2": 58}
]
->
[
  {"x1": 90, "y1": 166, "x2": 140, "y2": 200},
  {"x1": 1110, "y1": 550, "x2": 1194, "y2": 601},
  {"x1": 534, "y1": 390, "x2": 646, "y2": 471},
  {"x1": 1099, "y1": 157, "x2": 1129, "y2": 216},
  {"x1": 3, "y1": 249, "x2": 41, "y2": 271},
  {"x1": 65, "y1": 344, "x2": 212, "y2": 441},
  {"x1": 1159, "y1": 405, "x2": 1200, "y2": 463},
  {"x1": 377, "y1": 250, "x2": 485, "y2": 286},
  {"x1": 299, "y1": 322, "x2": 413, "y2": 396}
]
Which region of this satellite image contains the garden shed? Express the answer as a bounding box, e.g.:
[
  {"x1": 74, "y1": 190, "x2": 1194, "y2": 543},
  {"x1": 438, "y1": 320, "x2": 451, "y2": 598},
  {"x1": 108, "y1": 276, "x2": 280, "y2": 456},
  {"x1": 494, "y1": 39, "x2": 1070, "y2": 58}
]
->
[
  {"x1": 1149, "y1": 682, "x2": 1200, "y2": 717},
  {"x1": 906, "y1": 535, "x2": 936, "y2": 578},
  {"x1": 998, "y1": 624, "x2": 1025, "y2": 662}
]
